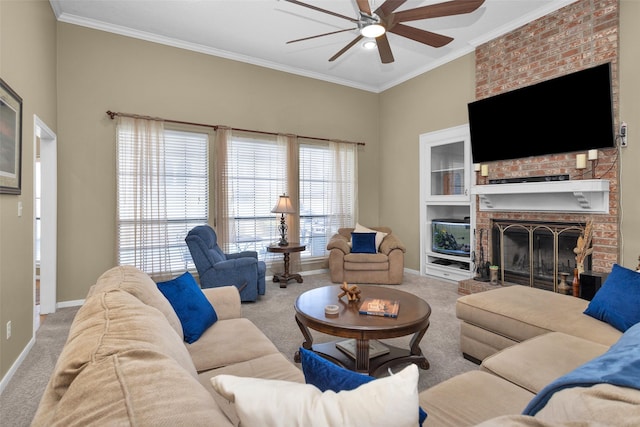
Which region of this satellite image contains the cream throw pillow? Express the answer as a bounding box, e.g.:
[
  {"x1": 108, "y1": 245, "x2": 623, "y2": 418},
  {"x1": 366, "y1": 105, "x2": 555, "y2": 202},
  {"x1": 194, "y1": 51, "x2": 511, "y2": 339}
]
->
[
  {"x1": 210, "y1": 364, "x2": 420, "y2": 427},
  {"x1": 354, "y1": 223, "x2": 388, "y2": 251}
]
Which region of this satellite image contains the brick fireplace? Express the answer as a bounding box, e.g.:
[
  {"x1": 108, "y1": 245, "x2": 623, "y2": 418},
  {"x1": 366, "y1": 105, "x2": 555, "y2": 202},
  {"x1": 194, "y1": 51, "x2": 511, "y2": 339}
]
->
[
  {"x1": 472, "y1": 0, "x2": 620, "y2": 278},
  {"x1": 491, "y1": 219, "x2": 589, "y2": 291}
]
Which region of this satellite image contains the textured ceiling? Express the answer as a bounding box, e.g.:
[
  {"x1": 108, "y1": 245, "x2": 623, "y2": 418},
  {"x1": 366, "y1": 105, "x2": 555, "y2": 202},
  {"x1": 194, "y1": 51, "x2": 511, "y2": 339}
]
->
[{"x1": 50, "y1": 0, "x2": 578, "y2": 92}]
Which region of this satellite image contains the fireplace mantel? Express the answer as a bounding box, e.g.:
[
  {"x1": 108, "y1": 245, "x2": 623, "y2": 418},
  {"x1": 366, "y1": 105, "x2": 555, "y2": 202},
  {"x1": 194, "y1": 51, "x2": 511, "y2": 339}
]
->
[{"x1": 471, "y1": 179, "x2": 610, "y2": 213}]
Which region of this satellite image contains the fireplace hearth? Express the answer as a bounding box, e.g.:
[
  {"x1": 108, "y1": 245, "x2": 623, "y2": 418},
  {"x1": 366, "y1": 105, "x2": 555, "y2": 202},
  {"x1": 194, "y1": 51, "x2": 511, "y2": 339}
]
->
[{"x1": 491, "y1": 220, "x2": 590, "y2": 292}]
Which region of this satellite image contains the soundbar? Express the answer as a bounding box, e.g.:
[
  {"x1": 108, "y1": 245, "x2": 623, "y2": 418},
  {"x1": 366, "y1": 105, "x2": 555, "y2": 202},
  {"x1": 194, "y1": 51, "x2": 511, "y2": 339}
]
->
[{"x1": 488, "y1": 174, "x2": 570, "y2": 185}]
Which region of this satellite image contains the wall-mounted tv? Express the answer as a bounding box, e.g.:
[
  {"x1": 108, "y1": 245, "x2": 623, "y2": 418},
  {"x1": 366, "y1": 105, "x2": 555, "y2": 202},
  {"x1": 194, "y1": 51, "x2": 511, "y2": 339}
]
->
[{"x1": 468, "y1": 63, "x2": 615, "y2": 163}]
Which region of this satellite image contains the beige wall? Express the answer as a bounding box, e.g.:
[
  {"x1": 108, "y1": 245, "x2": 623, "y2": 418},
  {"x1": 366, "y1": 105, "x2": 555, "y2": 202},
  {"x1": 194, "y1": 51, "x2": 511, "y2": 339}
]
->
[
  {"x1": 0, "y1": 0, "x2": 57, "y2": 379},
  {"x1": 55, "y1": 23, "x2": 380, "y2": 301},
  {"x1": 619, "y1": 0, "x2": 640, "y2": 269},
  {"x1": 378, "y1": 55, "x2": 476, "y2": 270}
]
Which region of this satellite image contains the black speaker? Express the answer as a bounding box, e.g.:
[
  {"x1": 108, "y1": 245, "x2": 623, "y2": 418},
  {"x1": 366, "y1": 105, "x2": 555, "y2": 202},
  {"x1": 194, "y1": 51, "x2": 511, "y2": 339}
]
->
[{"x1": 579, "y1": 271, "x2": 608, "y2": 301}]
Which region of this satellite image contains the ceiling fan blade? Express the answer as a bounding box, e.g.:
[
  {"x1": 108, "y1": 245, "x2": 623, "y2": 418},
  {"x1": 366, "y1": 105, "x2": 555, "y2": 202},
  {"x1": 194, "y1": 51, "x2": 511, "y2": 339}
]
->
[
  {"x1": 376, "y1": 34, "x2": 394, "y2": 63},
  {"x1": 356, "y1": 0, "x2": 372, "y2": 15},
  {"x1": 287, "y1": 28, "x2": 358, "y2": 44},
  {"x1": 329, "y1": 35, "x2": 363, "y2": 62},
  {"x1": 374, "y1": 0, "x2": 408, "y2": 17},
  {"x1": 389, "y1": 23, "x2": 453, "y2": 47},
  {"x1": 282, "y1": 0, "x2": 358, "y2": 23},
  {"x1": 394, "y1": 0, "x2": 485, "y2": 22}
]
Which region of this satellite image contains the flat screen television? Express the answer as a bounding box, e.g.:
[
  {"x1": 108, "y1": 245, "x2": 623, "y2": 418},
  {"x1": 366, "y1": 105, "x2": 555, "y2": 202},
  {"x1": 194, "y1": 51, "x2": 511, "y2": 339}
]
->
[{"x1": 468, "y1": 63, "x2": 615, "y2": 163}]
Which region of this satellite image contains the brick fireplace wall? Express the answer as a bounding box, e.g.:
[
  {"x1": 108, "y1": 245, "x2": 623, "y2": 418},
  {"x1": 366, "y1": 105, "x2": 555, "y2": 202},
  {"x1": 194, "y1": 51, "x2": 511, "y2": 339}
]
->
[{"x1": 473, "y1": 0, "x2": 619, "y2": 273}]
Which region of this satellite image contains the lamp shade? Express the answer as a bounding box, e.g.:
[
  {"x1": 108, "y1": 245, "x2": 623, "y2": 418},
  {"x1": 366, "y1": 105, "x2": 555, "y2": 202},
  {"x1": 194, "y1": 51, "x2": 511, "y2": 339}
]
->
[{"x1": 271, "y1": 194, "x2": 295, "y2": 214}]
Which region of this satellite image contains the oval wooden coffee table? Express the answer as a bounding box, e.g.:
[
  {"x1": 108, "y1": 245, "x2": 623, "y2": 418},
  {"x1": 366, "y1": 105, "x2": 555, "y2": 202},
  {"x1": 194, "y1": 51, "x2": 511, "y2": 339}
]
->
[{"x1": 294, "y1": 285, "x2": 431, "y2": 377}]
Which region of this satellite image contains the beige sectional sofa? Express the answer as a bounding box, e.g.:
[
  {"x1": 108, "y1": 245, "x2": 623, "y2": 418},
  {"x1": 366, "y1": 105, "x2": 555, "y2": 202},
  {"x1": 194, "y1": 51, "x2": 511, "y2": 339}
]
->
[
  {"x1": 32, "y1": 265, "x2": 640, "y2": 426},
  {"x1": 419, "y1": 283, "x2": 640, "y2": 426},
  {"x1": 31, "y1": 265, "x2": 303, "y2": 426}
]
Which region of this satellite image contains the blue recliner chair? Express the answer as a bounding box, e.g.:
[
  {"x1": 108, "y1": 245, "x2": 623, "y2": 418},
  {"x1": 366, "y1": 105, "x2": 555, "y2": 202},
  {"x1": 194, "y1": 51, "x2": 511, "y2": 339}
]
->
[{"x1": 185, "y1": 225, "x2": 266, "y2": 302}]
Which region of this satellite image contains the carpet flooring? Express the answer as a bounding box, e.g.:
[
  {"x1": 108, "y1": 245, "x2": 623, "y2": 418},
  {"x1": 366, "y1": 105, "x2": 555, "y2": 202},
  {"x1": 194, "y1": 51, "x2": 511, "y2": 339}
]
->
[{"x1": 0, "y1": 271, "x2": 477, "y2": 426}]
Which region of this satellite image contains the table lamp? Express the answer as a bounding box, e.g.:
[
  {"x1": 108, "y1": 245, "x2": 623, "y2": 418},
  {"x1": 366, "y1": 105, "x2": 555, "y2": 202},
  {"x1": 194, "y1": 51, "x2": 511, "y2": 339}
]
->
[{"x1": 271, "y1": 194, "x2": 295, "y2": 246}]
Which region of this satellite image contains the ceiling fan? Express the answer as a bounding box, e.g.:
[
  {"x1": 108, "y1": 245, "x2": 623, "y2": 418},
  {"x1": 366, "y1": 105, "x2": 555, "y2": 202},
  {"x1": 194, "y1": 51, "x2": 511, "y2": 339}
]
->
[{"x1": 284, "y1": 0, "x2": 486, "y2": 64}]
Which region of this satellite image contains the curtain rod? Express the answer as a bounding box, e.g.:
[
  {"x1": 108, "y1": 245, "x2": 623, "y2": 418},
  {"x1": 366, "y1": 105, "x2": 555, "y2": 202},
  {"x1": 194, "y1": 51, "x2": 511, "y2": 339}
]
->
[{"x1": 106, "y1": 110, "x2": 365, "y2": 146}]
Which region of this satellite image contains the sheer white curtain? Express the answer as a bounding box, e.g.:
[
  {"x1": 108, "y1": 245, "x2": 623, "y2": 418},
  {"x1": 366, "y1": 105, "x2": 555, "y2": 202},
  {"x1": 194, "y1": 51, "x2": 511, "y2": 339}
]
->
[
  {"x1": 328, "y1": 140, "x2": 358, "y2": 234},
  {"x1": 116, "y1": 117, "x2": 174, "y2": 280},
  {"x1": 214, "y1": 126, "x2": 231, "y2": 249},
  {"x1": 284, "y1": 134, "x2": 301, "y2": 269}
]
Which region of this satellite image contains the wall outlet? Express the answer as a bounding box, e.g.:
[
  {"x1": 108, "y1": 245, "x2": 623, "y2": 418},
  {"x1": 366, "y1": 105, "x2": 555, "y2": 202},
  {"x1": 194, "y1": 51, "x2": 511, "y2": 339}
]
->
[{"x1": 6, "y1": 321, "x2": 11, "y2": 339}]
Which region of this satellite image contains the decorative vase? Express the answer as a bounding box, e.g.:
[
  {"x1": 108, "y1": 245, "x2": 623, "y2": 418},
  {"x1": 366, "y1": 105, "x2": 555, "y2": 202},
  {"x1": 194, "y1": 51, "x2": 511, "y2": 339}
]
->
[
  {"x1": 558, "y1": 272, "x2": 571, "y2": 294},
  {"x1": 489, "y1": 265, "x2": 499, "y2": 285},
  {"x1": 572, "y1": 267, "x2": 580, "y2": 297}
]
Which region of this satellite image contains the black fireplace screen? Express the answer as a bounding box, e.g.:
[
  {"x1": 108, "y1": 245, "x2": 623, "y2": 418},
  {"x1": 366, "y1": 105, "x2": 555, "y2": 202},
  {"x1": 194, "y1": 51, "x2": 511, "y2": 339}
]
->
[{"x1": 491, "y1": 220, "x2": 590, "y2": 291}]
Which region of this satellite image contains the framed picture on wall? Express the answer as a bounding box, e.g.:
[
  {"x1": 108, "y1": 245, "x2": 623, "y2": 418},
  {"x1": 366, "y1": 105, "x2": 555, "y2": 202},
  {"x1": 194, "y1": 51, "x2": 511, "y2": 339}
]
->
[{"x1": 0, "y1": 78, "x2": 22, "y2": 195}]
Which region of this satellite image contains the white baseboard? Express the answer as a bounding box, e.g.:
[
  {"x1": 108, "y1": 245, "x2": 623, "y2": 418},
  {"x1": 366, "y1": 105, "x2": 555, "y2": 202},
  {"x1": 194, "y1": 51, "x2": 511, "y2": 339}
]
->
[
  {"x1": 1, "y1": 299, "x2": 85, "y2": 393},
  {"x1": 299, "y1": 268, "x2": 329, "y2": 276},
  {"x1": 57, "y1": 299, "x2": 84, "y2": 309},
  {"x1": 0, "y1": 337, "x2": 35, "y2": 395}
]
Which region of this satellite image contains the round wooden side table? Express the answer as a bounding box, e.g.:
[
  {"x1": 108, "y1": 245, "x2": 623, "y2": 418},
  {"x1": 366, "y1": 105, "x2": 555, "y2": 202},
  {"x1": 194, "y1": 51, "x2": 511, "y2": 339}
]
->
[{"x1": 266, "y1": 242, "x2": 306, "y2": 288}]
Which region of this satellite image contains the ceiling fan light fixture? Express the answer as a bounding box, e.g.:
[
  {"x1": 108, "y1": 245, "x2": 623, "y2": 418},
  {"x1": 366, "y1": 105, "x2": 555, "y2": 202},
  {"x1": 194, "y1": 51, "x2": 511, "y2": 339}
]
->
[
  {"x1": 362, "y1": 39, "x2": 377, "y2": 50},
  {"x1": 360, "y1": 23, "x2": 385, "y2": 38}
]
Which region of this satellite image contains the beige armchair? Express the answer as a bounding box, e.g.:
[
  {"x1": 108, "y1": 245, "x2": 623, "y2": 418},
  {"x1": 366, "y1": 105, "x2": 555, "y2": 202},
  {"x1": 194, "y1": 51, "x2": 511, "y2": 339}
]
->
[{"x1": 327, "y1": 226, "x2": 406, "y2": 285}]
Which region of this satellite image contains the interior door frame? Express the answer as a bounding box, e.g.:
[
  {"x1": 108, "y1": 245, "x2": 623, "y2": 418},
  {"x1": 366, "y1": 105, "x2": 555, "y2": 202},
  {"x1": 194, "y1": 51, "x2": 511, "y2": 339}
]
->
[{"x1": 34, "y1": 115, "x2": 57, "y2": 324}]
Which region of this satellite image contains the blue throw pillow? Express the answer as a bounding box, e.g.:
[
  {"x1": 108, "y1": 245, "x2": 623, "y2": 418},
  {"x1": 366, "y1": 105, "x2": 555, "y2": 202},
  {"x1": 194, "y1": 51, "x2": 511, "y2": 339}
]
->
[
  {"x1": 299, "y1": 348, "x2": 427, "y2": 425},
  {"x1": 157, "y1": 272, "x2": 218, "y2": 344},
  {"x1": 584, "y1": 264, "x2": 640, "y2": 332},
  {"x1": 351, "y1": 232, "x2": 377, "y2": 254}
]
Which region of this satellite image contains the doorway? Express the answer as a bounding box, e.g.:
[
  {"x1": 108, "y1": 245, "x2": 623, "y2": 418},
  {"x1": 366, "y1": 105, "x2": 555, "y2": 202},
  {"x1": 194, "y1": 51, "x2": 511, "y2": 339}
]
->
[{"x1": 34, "y1": 116, "x2": 57, "y2": 332}]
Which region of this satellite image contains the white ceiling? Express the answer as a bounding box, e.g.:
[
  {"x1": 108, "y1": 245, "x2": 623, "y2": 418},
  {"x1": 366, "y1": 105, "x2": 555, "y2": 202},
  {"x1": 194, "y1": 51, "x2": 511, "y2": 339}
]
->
[{"x1": 49, "y1": 0, "x2": 578, "y2": 93}]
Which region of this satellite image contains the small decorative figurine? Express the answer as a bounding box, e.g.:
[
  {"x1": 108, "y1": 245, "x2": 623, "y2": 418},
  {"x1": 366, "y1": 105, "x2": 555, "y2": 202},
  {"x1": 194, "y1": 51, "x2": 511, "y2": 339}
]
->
[{"x1": 338, "y1": 282, "x2": 361, "y2": 302}]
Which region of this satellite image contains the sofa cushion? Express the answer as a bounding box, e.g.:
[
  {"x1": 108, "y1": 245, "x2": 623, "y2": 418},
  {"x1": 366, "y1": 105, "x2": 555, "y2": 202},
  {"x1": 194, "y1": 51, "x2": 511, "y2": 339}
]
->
[
  {"x1": 199, "y1": 353, "x2": 304, "y2": 389},
  {"x1": 584, "y1": 263, "x2": 640, "y2": 332},
  {"x1": 299, "y1": 348, "x2": 427, "y2": 425},
  {"x1": 32, "y1": 351, "x2": 230, "y2": 427},
  {"x1": 350, "y1": 232, "x2": 377, "y2": 254},
  {"x1": 211, "y1": 364, "x2": 420, "y2": 427},
  {"x1": 418, "y1": 370, "x2": 535, "y2": 427},
  {"x1": 523, "y1": 321, "x2": 640, "y2": 416},
  {"x1": 533, "y1": 383, "x2": 640, "y2": 425},
  {"x1": 157, "y1": 271, "x2": 218, "y2": 343},
  {"x1": 53, "y1": 290, "x2": 198, "y2": 388},
  {"x1": 481, "y1": 332, "x2": 609, "y2": 394},
  {"x1": 300, "y1": 347, "x2": 374, "y2": 392},
  {"x1": 344, "y1": 252, "x2": 389, "y2": 267},
  {"x1": 456, "y1": 285, "x2": 621, "y2": 347},
  {"x1": 31, "y1": 289, "x2": 204, "y2": 425},
  {"x1": 201, "y1": 353, "x2": 306, "y2": 426},
  {"x1": 354, "y1": 223, "x2": 388, "y2": 250},
  {"x1": 88, "y1": 265, "x2": 184, "y2": 340},
  {"x1": 187, "y1": 318, "x2": 280, "y2": 372}
]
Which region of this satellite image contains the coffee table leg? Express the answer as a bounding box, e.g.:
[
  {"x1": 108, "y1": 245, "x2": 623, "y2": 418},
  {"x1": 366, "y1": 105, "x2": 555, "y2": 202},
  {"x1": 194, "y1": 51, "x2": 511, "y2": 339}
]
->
[
  {"x1": 409, "y1": 322, "x2": 431, "y2": 370},
  {"x1": 294, "y1": 314, "x2": 314, "y2": 363},
  {"x1": 355, "y1": 339, "x2": 371, "y2": 373}
]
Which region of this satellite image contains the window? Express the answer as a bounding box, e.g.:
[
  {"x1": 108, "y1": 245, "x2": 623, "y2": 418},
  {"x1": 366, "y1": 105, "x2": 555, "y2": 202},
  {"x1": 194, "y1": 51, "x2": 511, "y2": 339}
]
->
[
  {"x1": 299, "y1": 141, "x2": 356, "y2": 258},
  {"x1": 224, "y1": 135, "x2": 286, "y2": 256},
  {"x1": 117, "y1": 119, "x2": 208, "y2": 277},
  {"x1": 117, "y1": 119, "x2": 356, "y2": 273},
  {"x1": 221, "y1": 133, "x2": 357, "y2": 261}
]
